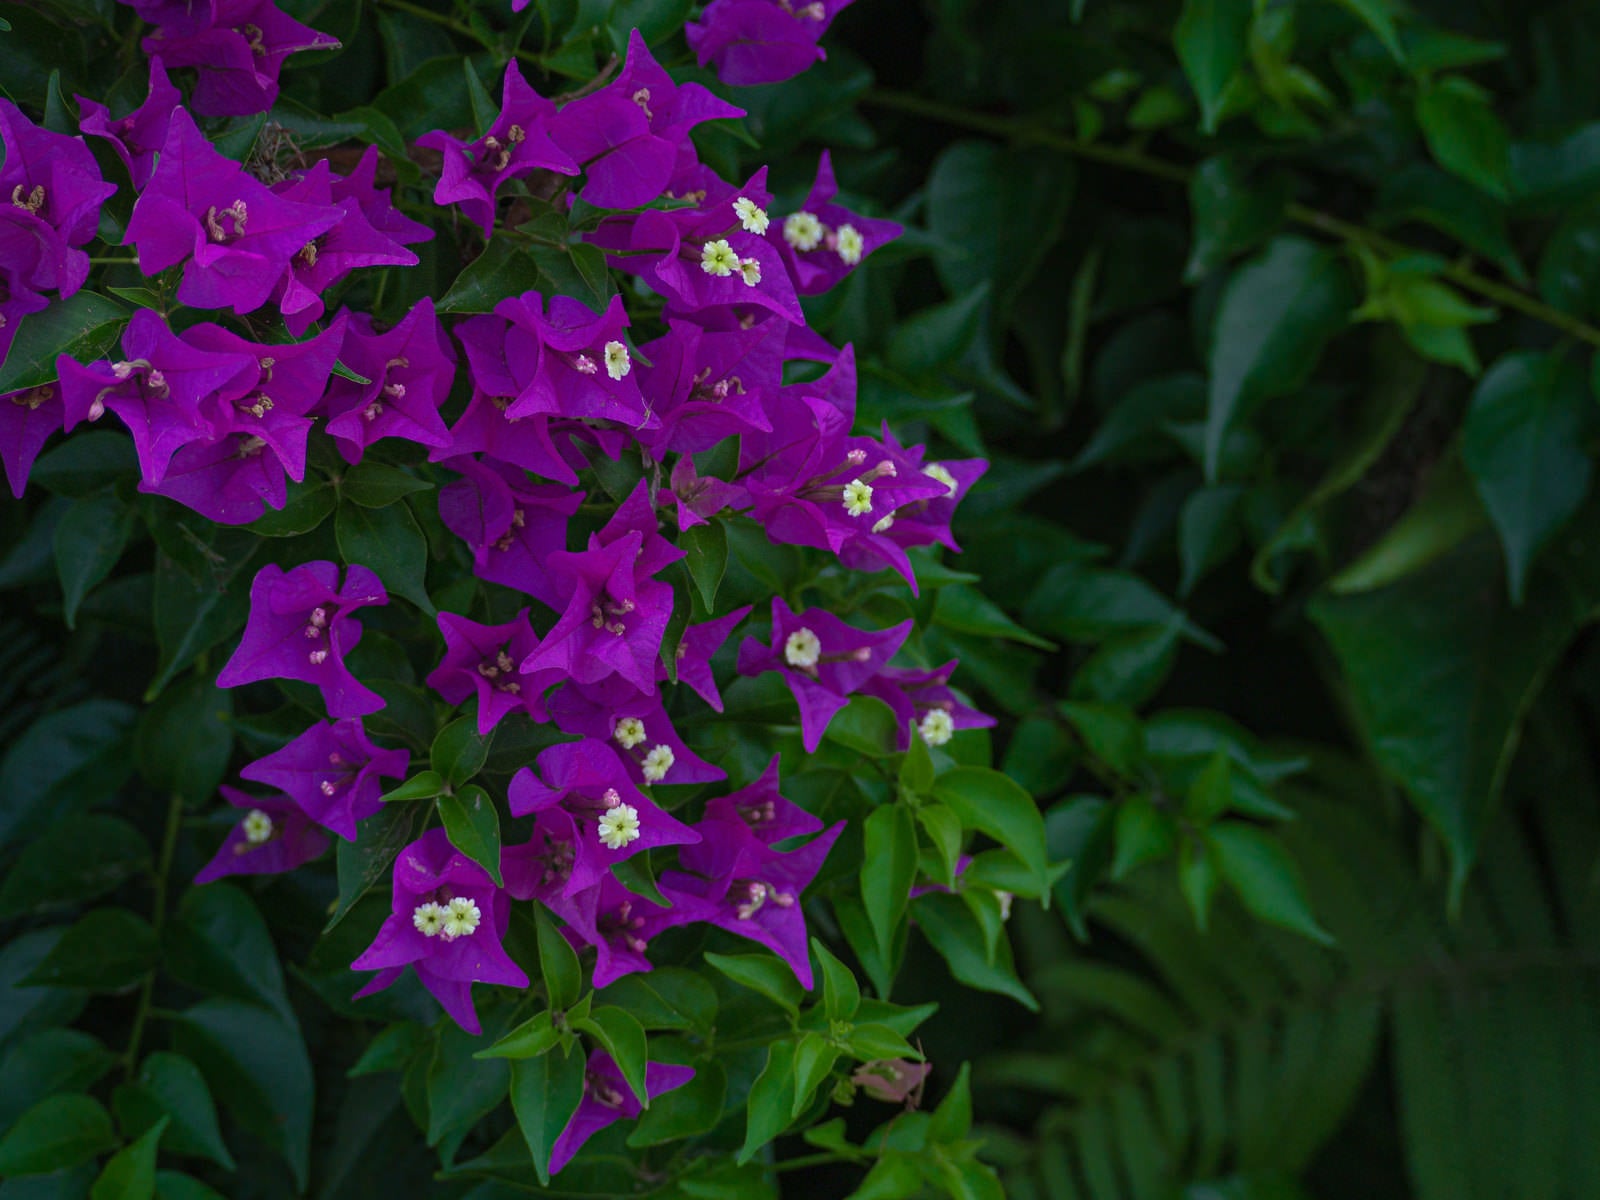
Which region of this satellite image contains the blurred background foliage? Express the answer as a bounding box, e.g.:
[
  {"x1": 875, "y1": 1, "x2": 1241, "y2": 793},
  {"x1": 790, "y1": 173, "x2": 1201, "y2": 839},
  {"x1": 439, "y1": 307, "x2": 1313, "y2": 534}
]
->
[{"x1": 7, "y1": 0, "x2": 1600, "y2": 1196}]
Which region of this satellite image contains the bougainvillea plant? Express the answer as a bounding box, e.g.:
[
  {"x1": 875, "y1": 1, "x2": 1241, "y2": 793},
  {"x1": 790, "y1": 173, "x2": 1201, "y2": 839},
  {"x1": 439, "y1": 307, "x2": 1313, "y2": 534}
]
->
[{"x1": 0, "y1": 0, "x2": 1068, "y2": 1194}]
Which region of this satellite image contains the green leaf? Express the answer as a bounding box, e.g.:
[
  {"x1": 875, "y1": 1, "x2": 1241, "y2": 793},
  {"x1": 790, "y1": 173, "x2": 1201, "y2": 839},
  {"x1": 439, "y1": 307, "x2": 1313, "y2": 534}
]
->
[
  {"x1": 118, "y1": 1053, "x2": 232, "y2": 1169},
  {"x1": 20, "y1": 908, "x2": 157, "y2": 992},
  {"x1": 572, "y1": 1006, "x2": 648, "y2": 1106},
  {"x1": 861, "y1": 805, "x2": 919, "y2": 969},
  {"x1": 1178, "y1": 835, "x2": 1220, "y2": 930},
  {"x1": 0, "y1": 1094, "x2": 117, "y2": 1177},
  {"x1": 627, "y1": 1060, "x2": 726, "y2": 1147},
  {"x1": 1462, "y1": 350, "x2": 1593, "y2": 603},
  {"x1": 462, "y1": 55, "x2": 497, "y2": 133},
  {"x1": 847, "y1": 1023, "x2": 920, "y2": 1062},
  {"x1": 704, "y1": 951, "x2": 803, "y2": 1014},
  {"x1": 380, "y1": 770, "x2": 446, "y2": 805},
  {"x1": 1329, "y1": 452, "x2": 1487, "y2": 594},
  {"x1": 431, "y1": 716, "x2": 490, "y2": 788},
  {"x1": 1204, "y1": 237, "x2": 1353, "y2": 480},
  {"x1": 1186, "y1": 750, "x2": 1233, "y2": 824},
  {"x1": 248, "y1": 481, "x2": 335, "y2": 537},
  {"x1": 679, "y1": 520, "x2": 728, "y2": 613},
  {"x1": 900, "y1": 728, "x2": 936, "y2": 798},
  {"x1": 737, "y1": 1041, "x2": 797, "y2": 1164},
  {"x1": 509, "y1": 1048, "x2": 586, "y2": 1187},
  {"x1": 814, "y1": 939, "x2": 862, "y2": 1023},
  {"x1": 597, "y1": 968, "x2": 717, "y2": 1033},
  {"x1": 153, "y1": 1170, "x2": 228, "y2": 1200},
  {"x1": 171, "y1": 999, "x2": 312, "y2": 1190},
  {"x1": 165, "y1": 885, "x2": 292, "y2": 1021},
  {"x1": 913, "y1": 892, "x2": 1038, "y2": 1011},
  {"x1": 0, "y1": 292, "x2": 128, "y2": 395},
  {"x1": 0, "y1": 816, "x2": 149, "y2": 920},
  {"x1": 54, "y1": 494, "x2": 135, "y2": 628},
  {"x1": 917, "y1": 803, "x2": 964, "y2": 887},
  {"x1": 340, "y1": 461, "x2": 433, "y2": 509},
  {"x1": 933, "y1": 585, "x2": 1056, "y2": 650},
  {"x1": 436, "y1": 785, "x2": 503, "y2": 885},
  {"x1": 1334, "y1": 0, "x2": 1405, "y2": 61},
  {"x1": 330, "y1": 801, "x2": 417, "y2": 929},
  {"x1": 792, "y1": 1033, "x2": 841, "y2": 1119},
  {"x1": 90, "y1": 1115, "x2": 166, "y2": 1200},
  {"x1": 932, "y1": 767, "x2": 1051, "y2": 895},
  {"x1": 0, "y1": 700, "x2": 136, "y2": 851},
  {"x1": 477, "y1": 1011, "x2": 559, "y2": 1061},
  {"x1": 1174, "y1": 0, "x2": 1252, "y2": 132},
  {"x1": 1205, "y1": 823, "x2": 1332, "y2": 944},
  {"x1": 0, "y1": 1030, "x2": 118, "y2": 1134},
  {"x1": 928, "y1": 1062, "x2": 974, "y2": 1143},
  {"x1": 824, "y1": 695, "x2": 900, "y2": 757},
  {"x1": 136, "y1": 675, "x2": 233, "y2": 808},
  {"x1": 1416, "y1": 76, "x2": 1510, "y2": 199},
  {"x1": 1111, "y1": 797, "x2": 1179, "y2": 879},
  {"x1": 425, "y1": 1021, "x2": 511, "y2": 1147},
  {"x1": 438, "y1": 240, "x2": 545, "y2": 312},
  {"x1": 536, "y1": 905, "x2": 583, "y2": 1011},
  {"x1": 1187, "y1": 156, "x2": 1292, "y2": 282},
  {"x1": 849, "y1": 1153, "x2": 925, "y2": 1200},
  {"x1": 336, "y1": 499, "x2": 433, "y2": 613}
]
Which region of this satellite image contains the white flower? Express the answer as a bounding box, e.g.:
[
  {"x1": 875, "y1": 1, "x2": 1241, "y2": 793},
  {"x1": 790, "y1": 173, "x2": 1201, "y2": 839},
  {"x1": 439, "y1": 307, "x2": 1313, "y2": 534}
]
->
[
  {"x1": 641, "y1": 744, "x2": 676, "y2": 783},
  {"x1": 733, "y1": 196, "x2": 770, "y2": 235},
  {"x1": 614, "y1": 716, "x2": 647, "y2": 749},
  {"x1": 843, "y1": 478, "x2": 874, "y2": 517},
  {"x1": 922, "y1": 462, "x2": 959, "y2": 497},
  {"x1": 918, "y1": 708, "x2": 955, "y2": 747},
  {"x1": 739, "y1": 257, "x2": 762, "y2": 286},
  {"x1": 872, "y1": 514, "x2": 895, "y2": 534},
  {"x1": 442, "y1": 895, "x2": 481, "y2": 939},
  {"x1": 412, "y1": 902, "x2": 447, "y2": 937},
  {"x1": 603, "y1": 340, "x2": 631, "y2": 380},
  {"x1": 785, "y1": 627, "x2": 822, "y2": 668},
  {"x1": 243, "y1": 809, "x2": 274, "y2": 844},
  {"x1": 783, "y1": 211, "x2": 824, "y2": 252},
  {"x1": 597, "y1": 803, "x2": 642, "y2": 850},
  {"x1": 701, "y1": 239, "x2": 739, "y2": 276},
  {"x1": 835, "y1": 223, "x2": 864, "y2": 265}
]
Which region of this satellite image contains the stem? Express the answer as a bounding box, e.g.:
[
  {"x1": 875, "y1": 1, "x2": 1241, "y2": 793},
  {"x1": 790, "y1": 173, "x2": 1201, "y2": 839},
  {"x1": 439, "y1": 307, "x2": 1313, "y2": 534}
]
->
[
  {"x1": 862, "y1": 88, "x2": 1600, "y2": 350},
  {"x1": 89, "y1": 257, "x2": 139, "y2": 265},
  {"x1": 771, "y1": 1152, "x2": 851, "y2": 1173},
  {"x1": 124, "y1": 790, "x2": 185, "y2": 1076},
  {"x1": 370, "y1": 0, "x2": 544, "y2": 68}
]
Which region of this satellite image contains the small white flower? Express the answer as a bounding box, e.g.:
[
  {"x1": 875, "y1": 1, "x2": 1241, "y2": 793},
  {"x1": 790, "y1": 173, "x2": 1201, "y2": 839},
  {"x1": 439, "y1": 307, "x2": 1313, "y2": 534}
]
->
[
  {"x1": 918, "y1": 708, "x2": 955, "y2": 747},
  {"x1": 783, "y1": 211, "x2": 824, "y2": 252},
  {"x1": 597, "y1": 803, "x2": 642, "y2": 850},
  {"x1": 614, "y1": 716, "x2": 647, "y2": 749},
  {"x1": 603, "y1": 340, "x2": 631, "y2": 380},
  {"x1": 733, "y1": 196, "x2": 769, "y2": 235},
  {"x1": 922, "y1": 462, "x2": 959, "y2": 497},
  {"x1": 739, "y1": 257, "x2": 762, "y2": 286},
  {"x1": 843, "y1": 478, "x2": 874, "y2": 517},
  {"x1": 242, "y1": 809, "x2": 274, "y2": 844},
  {"x1": 872, "y1": 514, "x2": 895, "y2": 534},
  {"x1": 700, "y1": 239, "x2": 739, "y2": 276},
  {"x1": 997, "y1": 890, "x2": 1014, "y2": 921},
  {"x1": 412, "y1": 901, "x2": 447, "y2": 937},
  {"x1": 785, "y1": 627, "x2": 821, "y2": 669},
  {"x1": 835, "y1": 224, "x2": 864, "y2": 265},
  {"x1": 641, "y1": 744, "x2": 676, "y2": 783},
  {"x1": 442, "y1": 895, "x2": 481, "y2": 939}
]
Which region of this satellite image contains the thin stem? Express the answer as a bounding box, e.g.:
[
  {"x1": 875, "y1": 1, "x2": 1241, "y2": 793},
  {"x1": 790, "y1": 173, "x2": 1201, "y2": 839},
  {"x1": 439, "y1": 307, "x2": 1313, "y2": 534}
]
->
[
  {"x1": 88, "y1": 256, "x2": 139, "y2": 265},
  {"x1": 124, "y1": 790, "x2": 185, "y2": 1076},
  {"x1": 371, "y1": 0, "x2": 543, "y2": 68},
  {"x1": 862, "y1": 88, "x2": 1600, "y2": 350},
  {"x1": 771, "y1": 1152, "x2": 852, "y2": 1173}
]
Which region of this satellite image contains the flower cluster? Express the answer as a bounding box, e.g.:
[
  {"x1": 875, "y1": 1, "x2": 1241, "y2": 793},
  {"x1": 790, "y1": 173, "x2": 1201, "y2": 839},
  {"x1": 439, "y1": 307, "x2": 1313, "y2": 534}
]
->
[{"x1": 2, "y1": 9, "x2": 987, "y2": 1171}]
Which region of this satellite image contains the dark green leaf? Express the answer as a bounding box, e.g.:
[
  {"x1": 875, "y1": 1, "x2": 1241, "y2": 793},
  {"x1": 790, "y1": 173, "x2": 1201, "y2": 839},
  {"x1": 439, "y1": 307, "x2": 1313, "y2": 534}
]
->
[
  {"x1": 861, "y1": 805, "x2": 918, "y2": 970},
  {"x1": 1111, "y1": 797, "x2": 1179, "y2": 879},
  {"x1": 932, "y1": 767, "x2": 1052, "y2": 895},
  {"x1": 737, "y1": 1041, "x2": 797, "y2": 1164},
  {"x1": 536, "y1": 906, "x2": 583, "y2": 1012},
  {"x1": 679, "y1": 520, "x2": 727, "y2": 613},
  {"x1": 825, "y1": 695, "x2": 900, "y2": 757},
  {"x1": 165, "y1": 885, "x2": 292, "y2": 1021},
  {"x1": 572, "y1": 1006, "x2": 648, "y2": 1107},
  {"x1": 814, "y1": 939, "x2": 861, "y2": 1023},
  {"x1": 438, "y1": 241, "x2": 542, "y2": 315},
  {"x1": 792, "y1": 1033, "x2": 841, "y2": 1119},
  {"x1": 172, "y1": 999, "x2": 312, "y2": 1191},
  {"x1": 1461, "y1": 350, "x2": 1592, "y2": 602},
  {"x1": 340, "y1": 462, "x2": 433, "y2": 510},
  {"x1": 627, "y1": 1060, "x2": 726, "y2": 1147},
  {"x1": 436, "y1": 785, "x2": 502, "y2": 886},
  {"x1": 0, "y1": 1094, "x2": 117, "y2": 1178},
  {"x1": 0, "y1": 700, "x2": 135, "y2": 851},
  {"x1": 1205, "y1": 823, "x2": 1333, "y2": 944},
  {"x1": 1205, "y1": 237, "x2": 1353, "y2": 480},
  {"x1": 430, "y1": 716, "x2": 490, "y2": 788},
  {"x1": 509, "y1": 1048, "x2": 585, "y2": 1187},
  {"x1": 477, "y1": 1011, "x2": 559, "y2": 1061},
  {"x1": 117, "y1": 1053, "x2": 232, "y2": 1170},
  {"x1": 1174, "y1": 0, "x2": 1252, "y2": 132},
  {"x1": 596, "y1": 968, "x2": 717, "y2": 1033},
  {"x1": 20, "y1": 909, "x2": 157, "y2": 992},
  {"x1": 1187, "y1": 156, "x2": 1292, "y2": 281},
  {"x1": 330, "y1": 801, "x2": 418, "y2": 930},
  {"x1": 136, "y1": 676, "x2": 232, "y2": 808},
  {"x1": 1416, "y1": 76, "x2": 1510, "y2": 199},
  {"x1": 0, "y1": 293, "x2": 128, "y2": 395},
  {"x1": 0, "y1": 1031, "x2": 118, "y2": 1134},
  {"x1": 0, "y1": 817, "x2": 149, "y2": 920},
  {"x1": 913, "y1": 892, "x2": 1037, "y2": 1011},
  {"x1": 704, "y1": 951, "x2": 802, "y2": 1014},
  {"x1": 89, "y1": 1115, "x2": 166, "y2": 1200},
  {"x1": 53, "y1": 494, "x2": 135, "y2": 629},
  {"x1": 336, "y1": 499, "x2": 433, "y2": 613}
]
